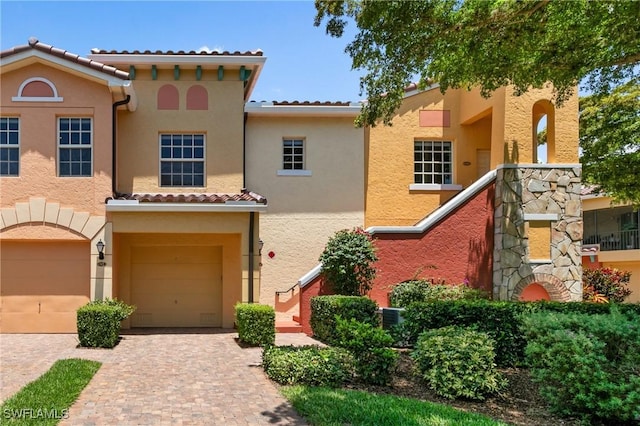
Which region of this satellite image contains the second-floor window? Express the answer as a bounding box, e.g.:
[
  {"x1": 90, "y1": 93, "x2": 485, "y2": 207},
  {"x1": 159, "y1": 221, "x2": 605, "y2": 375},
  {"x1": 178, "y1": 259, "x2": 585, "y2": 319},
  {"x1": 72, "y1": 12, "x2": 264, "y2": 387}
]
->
[
  {"x1": 59, "y1": 118, "x2": 92, "y2": 177},
  {"x1": 283, "y1": 138, "x2": 304, "y2": 170},
  {"x1": 160, "y1": 134, "x2": 205, "y2": 187},
  {"x1": 0, "y1": 117, "x2": 19, "y2": 176},
  {"x1": 414, "y1": 140, "x2": 453, "y2": 185}
]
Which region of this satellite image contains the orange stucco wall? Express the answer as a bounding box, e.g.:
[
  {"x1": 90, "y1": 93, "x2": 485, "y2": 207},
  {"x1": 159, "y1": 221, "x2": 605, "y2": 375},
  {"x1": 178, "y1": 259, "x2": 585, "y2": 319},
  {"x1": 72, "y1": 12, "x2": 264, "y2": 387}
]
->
[
  {"x1": 0, "y1": 63, "x2": 114, "y2": 215},
  {"x1": 116, "y1": 69, "x2": 246, "y2": 194},
  {"x1": 365, "y1": 85, "x2": 579, "y2": 227}
]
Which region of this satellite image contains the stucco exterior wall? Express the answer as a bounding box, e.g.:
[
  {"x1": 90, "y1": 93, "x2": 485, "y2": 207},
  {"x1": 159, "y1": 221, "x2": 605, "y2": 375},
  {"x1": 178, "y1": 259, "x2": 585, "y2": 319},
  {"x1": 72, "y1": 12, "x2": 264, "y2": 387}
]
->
[
  {"x1": 0, "y1": 63, "x2": 113, "y2": 215},
  {"x1": 245, "y1": 115, "x2": 365, "y2": 313},
  {"x1": 109, "y1": 211, "x2": 259, "y2": 327},
  {"x1": 117, "y1": 69, "x2": 245, "y2": 194},
  {"x1": 299, "y1": 181, "x2": 495, "y2": 335}
]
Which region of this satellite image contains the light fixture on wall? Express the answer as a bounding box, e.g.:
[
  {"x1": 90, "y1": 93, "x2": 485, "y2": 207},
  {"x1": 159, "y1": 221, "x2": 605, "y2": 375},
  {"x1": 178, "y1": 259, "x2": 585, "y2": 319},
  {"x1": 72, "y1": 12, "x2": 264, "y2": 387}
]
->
[
  {"x1": 258, "y1": 239, "x2": 264, "y2": 256},
  {"x1": 96, "y1": 240, "x2": 105, "y2": 260}
]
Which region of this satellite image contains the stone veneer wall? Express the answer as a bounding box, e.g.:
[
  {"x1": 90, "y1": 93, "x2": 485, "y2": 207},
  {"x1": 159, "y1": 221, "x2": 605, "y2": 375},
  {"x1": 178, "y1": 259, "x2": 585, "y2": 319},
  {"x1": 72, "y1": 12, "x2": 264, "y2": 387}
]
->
[{"x1": 493, "y1": 165, "x2": 583, "y2": 301}]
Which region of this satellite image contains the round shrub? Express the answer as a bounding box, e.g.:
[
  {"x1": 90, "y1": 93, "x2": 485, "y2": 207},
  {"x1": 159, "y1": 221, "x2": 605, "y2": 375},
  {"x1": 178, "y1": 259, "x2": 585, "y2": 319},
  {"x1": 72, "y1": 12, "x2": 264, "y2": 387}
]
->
[
  {"x1": 262, "y1": 345, "x2": 354, "y2": 387},
  {"x1": 412, "y1": 326, "x2": 505, "y2": 400}
]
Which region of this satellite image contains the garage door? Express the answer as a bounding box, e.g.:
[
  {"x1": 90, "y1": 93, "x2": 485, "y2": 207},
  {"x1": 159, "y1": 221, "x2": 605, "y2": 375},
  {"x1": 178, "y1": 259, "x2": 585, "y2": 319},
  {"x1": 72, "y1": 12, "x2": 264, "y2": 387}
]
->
[
  {"x1": 0, "y1": 241, "x2": 90, "y2": 333},
  {"x1": 130, "y1": 245, "x2": 222, "y2": 327}
]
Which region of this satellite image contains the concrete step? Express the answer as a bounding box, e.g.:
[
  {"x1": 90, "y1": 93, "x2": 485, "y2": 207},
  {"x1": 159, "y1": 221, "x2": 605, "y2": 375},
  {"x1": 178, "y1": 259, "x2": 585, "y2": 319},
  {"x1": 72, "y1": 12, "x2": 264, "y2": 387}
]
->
[{"x1": 276, "y1": 320, "x2": 302, "y2": 333}]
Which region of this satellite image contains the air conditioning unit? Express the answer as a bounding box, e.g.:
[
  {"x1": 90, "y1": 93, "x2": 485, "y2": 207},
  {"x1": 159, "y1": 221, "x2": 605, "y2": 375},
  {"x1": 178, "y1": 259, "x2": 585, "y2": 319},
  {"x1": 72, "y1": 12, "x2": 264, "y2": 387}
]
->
[{"x1": 381, "y1": 307, "x2": 405, "y2": 330}]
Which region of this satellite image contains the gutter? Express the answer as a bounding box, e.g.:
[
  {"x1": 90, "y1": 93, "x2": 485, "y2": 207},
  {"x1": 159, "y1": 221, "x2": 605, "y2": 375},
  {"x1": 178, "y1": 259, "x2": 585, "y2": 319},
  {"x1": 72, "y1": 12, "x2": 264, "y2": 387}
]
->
[
  {"x1": 248, "y1": 211, "x2": 255, "y2": 303},
  {"x1": 111, "y1": 95, "x2": 131, "y2": 195}
]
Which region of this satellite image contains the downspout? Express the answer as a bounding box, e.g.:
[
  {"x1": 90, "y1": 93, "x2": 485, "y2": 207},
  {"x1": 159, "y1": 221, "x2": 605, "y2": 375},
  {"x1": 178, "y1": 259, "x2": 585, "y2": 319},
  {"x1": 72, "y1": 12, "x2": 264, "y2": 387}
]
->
[
  {"x1": 243, "y1": 112, "x2": 248, "y2": 189},
  {"x1": 111, "y1": 95, "x2": 131, "y2": 195},
  {"x1": 248, "y1": 211, "x2": 255, "y2": 303}
]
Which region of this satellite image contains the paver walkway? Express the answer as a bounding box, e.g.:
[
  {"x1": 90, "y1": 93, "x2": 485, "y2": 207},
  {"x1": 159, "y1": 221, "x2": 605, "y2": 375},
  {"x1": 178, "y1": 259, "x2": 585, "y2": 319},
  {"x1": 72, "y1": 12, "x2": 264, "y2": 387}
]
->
[{"x1": 0, "y1": 329, "x2": 319, "y2": 425}]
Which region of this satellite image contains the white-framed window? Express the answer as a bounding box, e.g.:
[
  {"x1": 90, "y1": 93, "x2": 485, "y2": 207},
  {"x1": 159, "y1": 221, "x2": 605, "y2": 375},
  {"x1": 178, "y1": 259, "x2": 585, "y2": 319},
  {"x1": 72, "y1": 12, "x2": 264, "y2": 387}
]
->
[
  {"x1": 277, "y1": 138, "x2": 311, "y2": 176},
  {"x1": 0, "y1": 117, "x2": 20, "y2": 176},
  {"x1": 58, "y1": 118, "x2": 92, "y2": 177},
  {"x1": 160, "y1": 134, "x2": 205, "y2": 187},
  {"x1": 413, "y1": 140, "x2": 454, "y2": 185}
]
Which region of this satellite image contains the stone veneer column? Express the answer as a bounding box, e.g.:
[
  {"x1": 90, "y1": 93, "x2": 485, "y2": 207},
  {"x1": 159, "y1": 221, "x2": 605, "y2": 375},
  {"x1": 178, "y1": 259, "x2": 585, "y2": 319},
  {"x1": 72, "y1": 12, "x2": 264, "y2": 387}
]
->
[{"x1": 493, "y1": 165, "x2": 583, "y2": 301}]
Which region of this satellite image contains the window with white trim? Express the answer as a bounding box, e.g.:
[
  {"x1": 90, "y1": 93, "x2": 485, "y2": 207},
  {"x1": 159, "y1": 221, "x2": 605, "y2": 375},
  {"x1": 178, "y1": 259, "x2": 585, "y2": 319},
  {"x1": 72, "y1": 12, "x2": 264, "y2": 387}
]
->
[
  {"x1": 58, "y1": 118, "x2": 92, "y2": 177},
  {"x1": 414, "y1": 140, "x2": 453, "y2": 185},
  {"x1": 160, "y1": 134, "x2": 205, "y2": 186},
  {"x1": 283, "y1": 138, "x2": 304, "y2": 170},
  {"x1": 0, "y1": 117, "x2": 20, "y2": 176}
]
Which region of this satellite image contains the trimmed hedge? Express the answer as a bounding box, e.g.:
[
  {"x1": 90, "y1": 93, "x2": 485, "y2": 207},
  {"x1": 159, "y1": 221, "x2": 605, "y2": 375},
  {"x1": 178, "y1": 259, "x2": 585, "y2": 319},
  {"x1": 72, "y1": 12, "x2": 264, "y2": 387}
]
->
[
  {"x1": 401, "y1": 300, "x2": 640, "y2": 366},
  {"x1": 235, "y1": 303, "x2": 275, "y2": 347},
  {"x1": 389, "y1": 280, "x2": 488, "y2": 308},
  {"x1": 77, "y1": 299, "x2": 135, "y2": 348},
  {"x1": 413, "y1": 326, "x2": 505, "y2": 400},
  {"x1": 262, "y1": 345, "x2": 354, "y2": 387},
  {"x1": 310, "y1": 295, "x2": 378, "y2": 344},
  {"x1": 522, "y1": 309, "x2": 640, "y2": 423}
]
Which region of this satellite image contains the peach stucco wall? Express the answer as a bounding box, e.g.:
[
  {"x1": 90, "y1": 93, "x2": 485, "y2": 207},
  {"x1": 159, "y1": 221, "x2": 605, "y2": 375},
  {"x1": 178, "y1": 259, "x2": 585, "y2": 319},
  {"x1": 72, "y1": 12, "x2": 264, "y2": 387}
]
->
[
  {"x1": 116, "y1": 68, "x2": 246, "y2": 194},
  {"x1": 1, "y1": 63, "x2": 114, "y2": 215},
  {"x1": 299, "y1": 181, "x2": 495, "y2": 335},
  {"x1": 245, "y1": 115, "x2": 365, "y2": 313}
]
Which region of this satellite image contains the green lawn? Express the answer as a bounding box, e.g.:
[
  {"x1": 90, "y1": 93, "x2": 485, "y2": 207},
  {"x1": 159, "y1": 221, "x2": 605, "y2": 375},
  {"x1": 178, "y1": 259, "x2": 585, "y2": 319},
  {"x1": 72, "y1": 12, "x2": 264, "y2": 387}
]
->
[
  {"x1": 281, "y1": 385, "x2": 508, "y2": 426},
  {"x1": 1, "y1": 358, "x2": 101, "y2": 425}
]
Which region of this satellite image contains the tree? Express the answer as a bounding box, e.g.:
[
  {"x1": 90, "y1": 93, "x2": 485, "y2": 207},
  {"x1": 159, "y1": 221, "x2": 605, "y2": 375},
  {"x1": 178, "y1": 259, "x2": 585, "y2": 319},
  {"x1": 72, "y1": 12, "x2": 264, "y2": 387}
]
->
[
  {"x1": 314, "y1": 0, "x2": 640, "y2": 127},
  {"x1": 579, "y1": 79, "x2": 640, "y2": 208},
  {"x1": 319, "y1": 228, "x2": 377, "y2": 296}
]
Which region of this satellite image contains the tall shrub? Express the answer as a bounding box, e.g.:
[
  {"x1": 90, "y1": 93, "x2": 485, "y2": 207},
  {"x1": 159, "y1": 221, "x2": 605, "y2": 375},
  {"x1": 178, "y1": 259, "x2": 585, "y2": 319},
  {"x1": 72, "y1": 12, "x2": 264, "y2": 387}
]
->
[
  {"x1": 583, "y1": 267, "x2": 632, "y2": 303},
  {"x1": 319, "y1": 228, "x2": 377, "y2": 296}
]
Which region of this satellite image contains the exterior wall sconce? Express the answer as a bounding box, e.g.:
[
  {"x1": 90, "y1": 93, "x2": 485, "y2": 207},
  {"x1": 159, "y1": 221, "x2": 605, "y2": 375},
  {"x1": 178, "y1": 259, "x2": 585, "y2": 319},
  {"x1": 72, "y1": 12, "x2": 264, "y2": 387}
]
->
[
  {"x1": 96, "y1": 240, "x2": 106, "y2": 266},
  {"x1": 258, "y1": 239, "x2": 264, "y2": 256}
]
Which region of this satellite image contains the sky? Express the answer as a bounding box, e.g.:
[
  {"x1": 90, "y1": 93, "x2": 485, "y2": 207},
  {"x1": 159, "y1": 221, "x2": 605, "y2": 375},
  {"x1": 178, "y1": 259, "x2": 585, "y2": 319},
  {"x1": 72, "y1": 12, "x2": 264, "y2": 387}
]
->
[{"x1": 0, "y1": 1, "x2": 365, "y2": 102}]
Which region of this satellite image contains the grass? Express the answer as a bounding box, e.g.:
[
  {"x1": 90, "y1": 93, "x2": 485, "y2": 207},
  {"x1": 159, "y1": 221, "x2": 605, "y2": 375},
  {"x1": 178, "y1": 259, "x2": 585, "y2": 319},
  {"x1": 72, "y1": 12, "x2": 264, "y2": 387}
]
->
[
  {"x1": 281, "y1": 385, "x2": 509, "y2": 426},
  {"x1": 1, "y1": 358, "x2": 101, "y2": 425}
]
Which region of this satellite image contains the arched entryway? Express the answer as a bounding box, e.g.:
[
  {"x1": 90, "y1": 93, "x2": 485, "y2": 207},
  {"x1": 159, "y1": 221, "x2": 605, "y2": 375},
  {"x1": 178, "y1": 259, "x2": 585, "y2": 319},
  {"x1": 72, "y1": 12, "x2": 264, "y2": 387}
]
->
[{"x1": 512, "y1": 273, "x2": 571, "y2": 302}]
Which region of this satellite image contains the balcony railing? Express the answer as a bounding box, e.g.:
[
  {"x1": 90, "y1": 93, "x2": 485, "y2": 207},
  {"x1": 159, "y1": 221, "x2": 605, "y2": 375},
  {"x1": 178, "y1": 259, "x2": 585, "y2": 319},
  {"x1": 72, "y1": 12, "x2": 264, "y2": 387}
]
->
[{"x1": 584, "y1": 230, "x2": 639, "y2": 251}]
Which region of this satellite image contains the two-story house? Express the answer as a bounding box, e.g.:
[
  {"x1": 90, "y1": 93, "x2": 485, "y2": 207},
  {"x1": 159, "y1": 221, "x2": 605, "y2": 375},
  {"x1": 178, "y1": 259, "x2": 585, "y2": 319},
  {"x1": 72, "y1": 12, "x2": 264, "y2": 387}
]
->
[{"x1": 0, "y1": 38, "x2": 365, "y2": 333}]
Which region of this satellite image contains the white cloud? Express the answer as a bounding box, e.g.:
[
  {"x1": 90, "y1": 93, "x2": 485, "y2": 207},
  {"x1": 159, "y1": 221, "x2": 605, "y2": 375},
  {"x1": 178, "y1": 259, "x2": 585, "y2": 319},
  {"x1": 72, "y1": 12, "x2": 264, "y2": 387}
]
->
[{"x1": 197, "y1": 45, "x2": 224, "y2": 53}]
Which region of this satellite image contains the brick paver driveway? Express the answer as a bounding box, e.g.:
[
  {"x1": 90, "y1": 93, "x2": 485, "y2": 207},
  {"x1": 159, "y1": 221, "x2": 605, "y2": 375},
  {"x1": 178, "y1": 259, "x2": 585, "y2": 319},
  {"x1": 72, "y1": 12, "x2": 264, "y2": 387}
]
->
[{"x1": 0, "y1": 330, "x2": 314, "y2": 425}]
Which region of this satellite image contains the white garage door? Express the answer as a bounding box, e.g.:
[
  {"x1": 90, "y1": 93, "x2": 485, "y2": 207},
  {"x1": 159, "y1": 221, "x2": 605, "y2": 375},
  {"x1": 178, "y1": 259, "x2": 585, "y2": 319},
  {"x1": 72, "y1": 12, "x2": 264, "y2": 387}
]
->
[
  {"x1": 130, "y1": 245, "x2": 222, "y2": 327},
  {"x1": 0, "y1": 241, "x2": 90, "y2": 333}
]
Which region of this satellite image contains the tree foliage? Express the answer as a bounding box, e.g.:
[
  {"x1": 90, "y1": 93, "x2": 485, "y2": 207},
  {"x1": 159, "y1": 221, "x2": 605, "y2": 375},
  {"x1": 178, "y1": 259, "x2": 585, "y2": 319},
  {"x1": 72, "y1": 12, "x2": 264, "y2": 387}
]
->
[
  {"x1": 319, "y1": 228, "x2": 377, "y2": 296},
  {"x1": 314, "y1": 0, "x2": 640, "y2": 126},
  {"x1": 579, "y1": 79, "x2": 640, "y2": 207}
]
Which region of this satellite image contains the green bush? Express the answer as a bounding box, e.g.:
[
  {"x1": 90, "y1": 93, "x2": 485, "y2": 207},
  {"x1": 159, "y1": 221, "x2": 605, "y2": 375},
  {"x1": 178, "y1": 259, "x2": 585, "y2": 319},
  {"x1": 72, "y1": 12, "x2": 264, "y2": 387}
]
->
[
  {"x1": 319, "y1": 228, "x2": 377, "y2": 295},
  {"x1": 522, "y1": 310, "x2": 640, "y2": 423},
  {"x1": 235, "y1": 303, "x2": 275, "y2": 347},
  {"x1": 262, "y1": 345, "x2": 354, "y2": 387},
  {"x1": 77, "y1": 298, "x2": 135, "y2": 348},
  {"x1": 334, "y1": 317, "x2": 398, "y2": 385},
  {"x1": 401, "y1": 299, "x2": 640, "y2": 366},
  {"x1": 310, "y1": 295, "x2": 378, "y2": 344},
  {"x1": 412, "y1": 326, "x2": 505, "y2": 400},
  {"x1": 389, "y1": 279, "x2": 488, "y2": 308}
]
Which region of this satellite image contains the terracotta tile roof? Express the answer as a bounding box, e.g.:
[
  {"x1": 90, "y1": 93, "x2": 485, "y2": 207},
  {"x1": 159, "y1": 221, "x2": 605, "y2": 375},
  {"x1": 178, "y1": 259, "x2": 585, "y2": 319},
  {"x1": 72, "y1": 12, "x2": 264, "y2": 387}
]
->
[
  {"x1": 91, "y1": 48, "x2": 263, "y2": 57},
  {"x1": 109, "y1": 191, "x2": 267, "y2": 204},
  {"x1": 1, "y1": 37, "x2": 129, "y2": 80},
  {"x1": 581, "y1": 185, "x2": 602, "y2": 196},
  {"x1": 271, "y1": 101, "x2": 352, "y2": 106}
]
